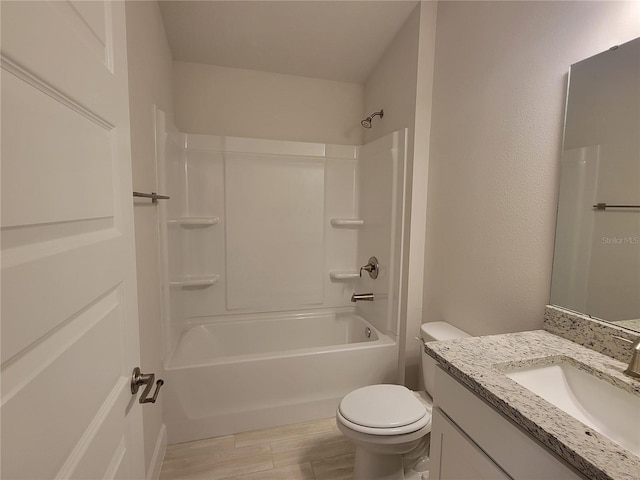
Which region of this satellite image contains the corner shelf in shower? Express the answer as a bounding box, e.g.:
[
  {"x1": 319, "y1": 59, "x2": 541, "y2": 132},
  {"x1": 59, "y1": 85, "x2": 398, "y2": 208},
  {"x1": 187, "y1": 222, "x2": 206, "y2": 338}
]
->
[
  {"x1": 329, "y1": 218, "x2": 364, "y2": 228},
  {"x1": 168, "y1": 217, "x2": 220, "y2": 228},
  {"x1": 329, "y1": 271, "x2": 360, "y2": 281},
  {"x1": 170, "y1": 274, "x2": 220, "y2": 288}
]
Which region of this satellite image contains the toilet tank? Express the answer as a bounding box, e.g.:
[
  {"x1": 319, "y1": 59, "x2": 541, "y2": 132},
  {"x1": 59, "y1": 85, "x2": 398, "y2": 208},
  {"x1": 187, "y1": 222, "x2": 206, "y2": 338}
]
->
[{"x1": 420, "y1": 322, "x2": 470, "y2": 396}]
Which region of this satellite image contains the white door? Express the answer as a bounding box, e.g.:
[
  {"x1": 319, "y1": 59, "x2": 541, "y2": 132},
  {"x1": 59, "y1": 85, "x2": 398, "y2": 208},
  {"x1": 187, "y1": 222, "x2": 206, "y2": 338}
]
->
[{"x1": 1, "y1": 1, "x2": 145, "y2": 478}]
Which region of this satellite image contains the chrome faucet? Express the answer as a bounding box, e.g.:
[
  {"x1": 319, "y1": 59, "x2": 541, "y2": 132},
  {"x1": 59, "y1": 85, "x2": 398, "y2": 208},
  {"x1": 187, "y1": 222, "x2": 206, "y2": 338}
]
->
[
  {"x1": 351, "y1": 293, "x2": 374, "y2": 302},
  {"x1": 623, "y1": 337, "x2": 640, "y2": 379}
]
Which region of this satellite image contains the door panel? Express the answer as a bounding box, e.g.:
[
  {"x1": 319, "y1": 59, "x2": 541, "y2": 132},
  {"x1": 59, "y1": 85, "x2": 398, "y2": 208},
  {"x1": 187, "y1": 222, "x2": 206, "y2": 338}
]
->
[
  {"x1": 2, "y1": 290, "x2": 123, "y2": 478},
  {"x1": 1, "y1": 1, "x2": 143, "y2": 479},
  {"x1": 1, "y1": 1, "x2": 117, "y2": 115},
  {"x1": 1, "y1": 233, "x2": 123, "y2": 363},
  {"x1": 1, "y1": 70, "x2": 115, "y2": 227}
]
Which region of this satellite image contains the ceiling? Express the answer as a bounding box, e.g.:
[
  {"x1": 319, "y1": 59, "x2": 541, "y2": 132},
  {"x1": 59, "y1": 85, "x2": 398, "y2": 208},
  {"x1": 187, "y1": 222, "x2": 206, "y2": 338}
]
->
[{"x1": 158, "y1": 1, "x2": 419, "y2": 84}]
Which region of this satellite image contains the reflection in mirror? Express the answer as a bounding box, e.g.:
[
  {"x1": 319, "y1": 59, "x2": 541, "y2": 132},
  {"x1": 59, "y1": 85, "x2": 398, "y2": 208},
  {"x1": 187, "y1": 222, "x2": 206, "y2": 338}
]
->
[{"x1": 550, "y1": 37, "x2": 640, "y2": 333}]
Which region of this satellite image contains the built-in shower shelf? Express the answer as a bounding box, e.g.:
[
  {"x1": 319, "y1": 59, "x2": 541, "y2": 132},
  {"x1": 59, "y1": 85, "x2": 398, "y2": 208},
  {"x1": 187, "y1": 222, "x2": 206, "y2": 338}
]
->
[
  {"x1": 169, "y1": 217, "x2": 220, "y2": 227},
  {"x1": 330, "y1": 218, "x2": 364, "y2": 228},
  {"x1": 170, "y1": 274, "x2": 220, "y2": 288},
  {"x1": 329, "y1": 271, "x2": 360, "y2": 281}
]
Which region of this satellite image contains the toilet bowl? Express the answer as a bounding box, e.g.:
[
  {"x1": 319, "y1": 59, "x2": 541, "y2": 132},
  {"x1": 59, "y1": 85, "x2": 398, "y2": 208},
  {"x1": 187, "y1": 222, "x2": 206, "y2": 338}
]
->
[
  {"x1": 336, "y1": 322, "x2": 470, "y2": 480},
  {"x1": 337, "y1": 384, "x2": 431, "y2": 480}
]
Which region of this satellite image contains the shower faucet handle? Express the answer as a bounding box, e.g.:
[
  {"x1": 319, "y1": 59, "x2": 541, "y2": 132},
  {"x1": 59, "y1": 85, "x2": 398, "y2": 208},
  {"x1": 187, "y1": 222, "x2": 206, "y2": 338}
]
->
[{"x1": 359, "y1": 256, "x2": 379, "y2": 279}]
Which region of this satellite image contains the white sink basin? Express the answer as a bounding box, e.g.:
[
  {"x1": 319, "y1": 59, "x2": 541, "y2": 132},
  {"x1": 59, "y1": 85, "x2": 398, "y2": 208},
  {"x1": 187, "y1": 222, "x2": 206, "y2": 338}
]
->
[{"x1": 504, "y1": 361, "x2": 640, "y2": 456}]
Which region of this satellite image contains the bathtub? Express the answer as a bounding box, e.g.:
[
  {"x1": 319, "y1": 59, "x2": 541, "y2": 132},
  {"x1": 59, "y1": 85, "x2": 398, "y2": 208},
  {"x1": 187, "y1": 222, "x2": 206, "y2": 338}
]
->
[{"x1": 163, "y1": 310, "x2": 397, "y2": 443}]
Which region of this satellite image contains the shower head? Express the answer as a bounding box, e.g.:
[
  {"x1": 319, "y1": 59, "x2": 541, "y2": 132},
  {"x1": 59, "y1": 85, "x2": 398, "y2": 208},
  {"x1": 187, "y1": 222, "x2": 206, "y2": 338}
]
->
[{"x1": 361, "y1": 109, "x2": 384, "y2": 129}]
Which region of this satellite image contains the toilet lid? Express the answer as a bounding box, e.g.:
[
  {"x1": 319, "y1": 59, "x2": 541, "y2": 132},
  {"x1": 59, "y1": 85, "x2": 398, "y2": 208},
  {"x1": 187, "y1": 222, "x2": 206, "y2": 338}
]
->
[{"x1": 339, "y1": 384, "x2": 427, "y2": 429}]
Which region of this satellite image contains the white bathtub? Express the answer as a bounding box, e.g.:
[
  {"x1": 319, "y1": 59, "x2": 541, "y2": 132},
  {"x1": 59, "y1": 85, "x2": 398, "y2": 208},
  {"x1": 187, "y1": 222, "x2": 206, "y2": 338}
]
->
[{"x1": 163, "y1": 310, "x2": 397, "y2": 443}]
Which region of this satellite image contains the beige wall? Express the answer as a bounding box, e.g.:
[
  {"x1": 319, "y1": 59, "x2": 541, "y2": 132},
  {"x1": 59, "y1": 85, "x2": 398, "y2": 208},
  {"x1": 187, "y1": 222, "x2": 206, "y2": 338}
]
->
[
  {"x1": 423, "y1": 1, "x2": 640, "y2": 337},
  {"x1": 173, "y1": 61, "x2": 364, "y2": 145},
  {"x1": 125, "y1": 1, "x2": 175, "y2": 475},
  {"x1": 362, "y1": 3, "x2": 438, "y2": 388},
  {"x1": 406, "y1": 2, "x2": 437, "y2": 387},
  {"x1": 363, "y1": 5, "x2": 420, "y2": 146}
]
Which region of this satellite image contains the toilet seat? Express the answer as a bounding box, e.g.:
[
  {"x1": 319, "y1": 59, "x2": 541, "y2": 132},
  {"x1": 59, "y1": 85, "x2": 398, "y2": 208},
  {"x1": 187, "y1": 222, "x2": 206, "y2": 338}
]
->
[{"x1": 338, "y1": 384, "x2": 431, "y2": 435}]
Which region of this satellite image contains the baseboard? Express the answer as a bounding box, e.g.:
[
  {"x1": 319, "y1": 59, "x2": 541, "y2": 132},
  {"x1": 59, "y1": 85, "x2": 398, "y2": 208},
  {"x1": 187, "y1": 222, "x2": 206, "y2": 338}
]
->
[{"x1": 146, "y1": 423, "x2": 167, "y2": 480}]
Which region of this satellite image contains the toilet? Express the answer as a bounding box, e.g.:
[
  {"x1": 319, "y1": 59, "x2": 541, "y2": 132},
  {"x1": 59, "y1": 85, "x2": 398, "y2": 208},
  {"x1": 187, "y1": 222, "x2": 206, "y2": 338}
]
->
[{"x1": 336, "y1": 322, "x2": 470, "y2": 480}]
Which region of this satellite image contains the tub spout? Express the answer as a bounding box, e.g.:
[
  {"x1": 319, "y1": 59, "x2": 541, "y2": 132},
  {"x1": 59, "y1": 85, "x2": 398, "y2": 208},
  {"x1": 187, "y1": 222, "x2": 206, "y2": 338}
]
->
[{"x1": 351, "y1": 293, "x2": 374, "y2": 302}]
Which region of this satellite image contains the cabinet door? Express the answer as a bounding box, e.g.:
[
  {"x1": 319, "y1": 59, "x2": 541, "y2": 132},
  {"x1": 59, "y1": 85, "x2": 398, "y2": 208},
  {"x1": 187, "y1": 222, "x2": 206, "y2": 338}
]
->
[{"x1": 431, "y1": 408, "x2": 511, "y2": 480}]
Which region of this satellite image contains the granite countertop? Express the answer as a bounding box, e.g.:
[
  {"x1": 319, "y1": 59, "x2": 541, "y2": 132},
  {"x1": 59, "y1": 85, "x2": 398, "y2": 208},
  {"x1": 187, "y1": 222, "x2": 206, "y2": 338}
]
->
[{"x1": 425, "y1": 330, "x2": 640, "y2": 480}]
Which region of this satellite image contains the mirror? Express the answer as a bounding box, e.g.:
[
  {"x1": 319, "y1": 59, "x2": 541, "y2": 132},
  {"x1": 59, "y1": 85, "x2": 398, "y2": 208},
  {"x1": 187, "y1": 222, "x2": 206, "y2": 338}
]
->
[{"x1": 550, "y1": 36, "x2": 640, "y2": 333}]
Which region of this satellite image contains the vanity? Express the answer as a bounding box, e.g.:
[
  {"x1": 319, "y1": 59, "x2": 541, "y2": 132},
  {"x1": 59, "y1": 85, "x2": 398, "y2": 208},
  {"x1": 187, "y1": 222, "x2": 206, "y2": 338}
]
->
[{"x1": 425, "y1": 312, "x2": 640, "y2": 480}]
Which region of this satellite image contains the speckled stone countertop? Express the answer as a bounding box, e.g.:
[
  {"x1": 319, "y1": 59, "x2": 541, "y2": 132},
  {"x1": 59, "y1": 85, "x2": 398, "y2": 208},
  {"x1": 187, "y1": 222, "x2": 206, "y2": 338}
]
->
[{"x1": 425, "y1": 330, "x2": 640, "y2": 480}]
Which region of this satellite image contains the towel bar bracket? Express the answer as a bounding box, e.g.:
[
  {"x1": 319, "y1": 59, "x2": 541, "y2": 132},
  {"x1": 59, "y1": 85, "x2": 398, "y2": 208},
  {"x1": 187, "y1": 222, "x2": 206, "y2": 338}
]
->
[
  {"x1": 593, "y1": 203, "x2": 640, "y2": 211},
  {"x1": 133, "y1": 191, "x2": 170, "y2": 204}
]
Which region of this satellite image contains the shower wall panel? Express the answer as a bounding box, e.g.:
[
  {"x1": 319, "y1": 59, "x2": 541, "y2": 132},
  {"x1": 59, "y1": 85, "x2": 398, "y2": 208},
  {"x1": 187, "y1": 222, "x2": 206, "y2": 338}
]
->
[
  {"x1": 225, "y1": 153, "x2": 325, "y2": 310},
  {"x1": 165, "y1": 133, "x2": 360, "y2": 325},
  {"x1": 324, "y1": 153, "x2": 359, "y2": 307},
  {"x1": 155, "y1": 109, "x2": 183, "y2": 356},
  {"x1": 180, "y1": 147, "x2": 225, "y2": 319},
  {"x1": 356, "y1": 130, "x2": 407, "y2": 336}
]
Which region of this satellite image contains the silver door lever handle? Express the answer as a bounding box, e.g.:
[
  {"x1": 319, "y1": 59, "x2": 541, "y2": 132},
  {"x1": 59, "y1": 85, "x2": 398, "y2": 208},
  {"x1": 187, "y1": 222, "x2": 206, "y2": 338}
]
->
[{"x1": 131, "y1": 367, "x2": 164, "y2": 404}]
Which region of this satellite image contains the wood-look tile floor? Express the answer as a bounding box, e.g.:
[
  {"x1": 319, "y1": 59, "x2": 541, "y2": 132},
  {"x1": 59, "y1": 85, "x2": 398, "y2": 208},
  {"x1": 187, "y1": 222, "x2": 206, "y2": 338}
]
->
[{"x1": 160, "y1": 418, "x2": 355, "y2": 480}]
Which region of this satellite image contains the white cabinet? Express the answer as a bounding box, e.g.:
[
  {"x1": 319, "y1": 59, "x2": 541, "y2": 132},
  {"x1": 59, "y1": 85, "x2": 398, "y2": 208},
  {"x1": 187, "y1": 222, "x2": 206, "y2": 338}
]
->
[
  {"x1": 430, "y1": 367, "x2": 586, "y2": 480},
  {"x1": 431, "y1": 408, "x2": 510, "y2": 479}
]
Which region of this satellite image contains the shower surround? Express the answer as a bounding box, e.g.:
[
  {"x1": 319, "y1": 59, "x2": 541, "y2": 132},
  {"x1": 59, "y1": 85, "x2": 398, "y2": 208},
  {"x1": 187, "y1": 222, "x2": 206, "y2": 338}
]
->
[{"x1": 155, "y1": 109, "x2": 407, "y2": 442}]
